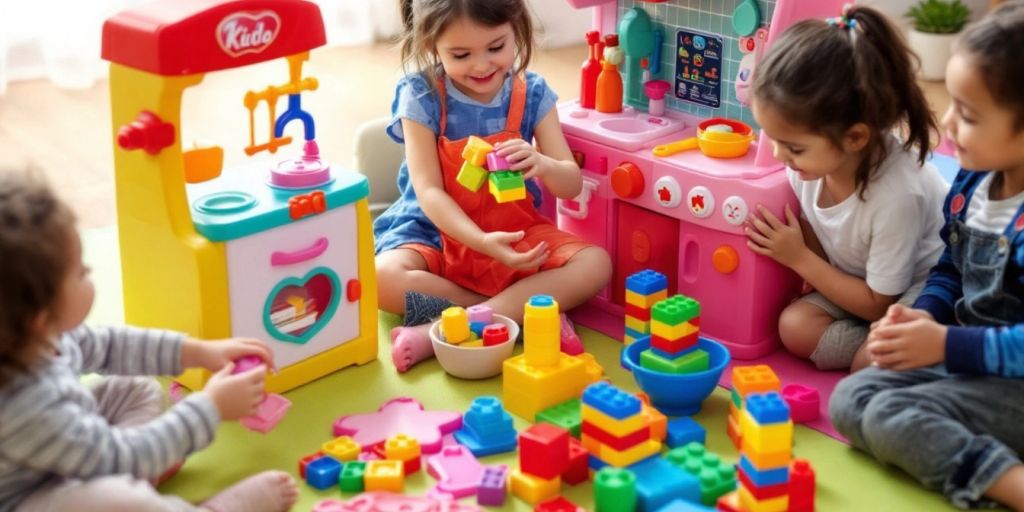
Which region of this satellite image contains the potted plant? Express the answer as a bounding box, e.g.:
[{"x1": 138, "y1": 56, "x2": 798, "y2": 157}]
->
[{"x1": 906, "y1": 0, "x2": 972, "y2": 80}]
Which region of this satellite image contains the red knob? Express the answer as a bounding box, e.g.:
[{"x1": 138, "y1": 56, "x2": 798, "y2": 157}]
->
[
  {"x1": 117, "y1": 111, "x2": 175, "y2": 155},
  {"x1": 611, "y1": 162, "x2": 645, "y2": 199}
]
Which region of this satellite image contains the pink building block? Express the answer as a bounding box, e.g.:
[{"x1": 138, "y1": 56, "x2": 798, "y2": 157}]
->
[
  {"x1": 467, "y1": 304, "x2": 494, "y2": 324},
  {"x1": 427, "y1": 445, "x2": 486, "y2": 499},
  {"x1": 782, "y1": 384, "x2": 821, "y2": 424},
  {"x1": 486, "y1": 152, "x2": 512, "y2": 172}
]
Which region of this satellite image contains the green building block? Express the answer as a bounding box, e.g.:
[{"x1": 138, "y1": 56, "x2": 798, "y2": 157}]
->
[
  {"x1": 457, "y1": 161, "x2": 488, "y2": 191},
  {"x1": 640, "y1": 348, "x2": 709, "y2": 374},
  {"x1": 488, "y1": 170, "x2": 525, "y2": 191},
  {"x1": 537, "y1": 398, "x2": 582, "y2": 438},
  {"x1": 339, "y1": 460, "x2": 366, "y2": 493},
  {"x1": 665, "y1": 443, "x2": 736, "y2": 506},
  {"x1": 730, "y1": 388, "x2": 742, "y2": 409},
  {"x1": 594, "y1": 467, "x2": 637, "y2": 512},
  {"x1": 651, "y1": 294, "x2": 701, "y2": 325}
]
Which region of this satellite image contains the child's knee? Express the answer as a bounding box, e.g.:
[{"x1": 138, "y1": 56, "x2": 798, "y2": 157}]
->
[
  {"x1": 778, "y1": 304, "x2": 824, "y2": 356},
  {"x1": 85, "y1": 476, "x2": 164, "y2": 512}
]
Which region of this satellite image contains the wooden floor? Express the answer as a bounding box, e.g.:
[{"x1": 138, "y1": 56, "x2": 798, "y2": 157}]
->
[{"x1": 0, "y1": 43, "x2": 950, "y2": 229}]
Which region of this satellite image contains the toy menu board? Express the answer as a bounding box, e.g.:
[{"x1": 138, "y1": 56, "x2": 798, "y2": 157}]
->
[{"x1": 674, "y1": 29, "x2": 723, "y2": 109}]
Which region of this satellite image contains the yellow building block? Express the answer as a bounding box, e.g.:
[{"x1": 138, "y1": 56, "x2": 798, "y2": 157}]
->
[
  {"x1": 489, "y1": 184, "x2": 527, "y2": 203},
  {"x1": 579, "y1": 353, "x2": 604, "y2": 382},
  {"x1": 732, "y1": 365, "x2": 781, "y2": 397},
  {"x1": 593, "y1": 439, "x2": 661, "y2": 468},
  {"x1": 650, "y1": 319, "x2": 699, "y2": 340},
  {"x1": 624, "y1": 334, "x2": 638, "y2": 345},
  {"x1": 322, "y1": 436, "x2": 361, "y2": 461},
  {"x1": 729, "y1": 401, "x2": 741, "y2": 420},
  {"x1": 509, "y1": 469, "x2": 561, "y2": 504},
  {"x1": 461, "y1": 339, "x2": 484, "y2": 348},
  {"x1": 581, "y1": 404, "x2": 647, "y2": 437},
  {"x1": 524, "y1": 298, "x2": 560, "y2": 368},
  {"x1": 462, "y1": 135, "x2": 494, "y2": 167},
  {"x1": 625, "y1": 289, "x2": 668, "y2": 309},
  {"x1": 739, "y1": 486, "x2": 788, "y2": 512},
  {"x1": 624, "y1": 315, "x2": 650, "y2": 334},
  {"x1": 441, "y1": 307, "x2": 470, "y2": 343},
  {"x1": 384, "y1": 434, "x2": 421, "y2": 462},
  {"x1": 740, "y1": 410, "x2": 793, "y2": 453},
  {"x1": 640, "y1": 401, "x2": 667, "y2": 442},
  {"x1": 365, "y1": 460, "x2": 404, "y2": 492},
  {"x1": 739, "y1": 440, "x2": 791, "y2": 470},
  {"x1": 503, "y1": 353, "x2": 602, "y2": 420}
]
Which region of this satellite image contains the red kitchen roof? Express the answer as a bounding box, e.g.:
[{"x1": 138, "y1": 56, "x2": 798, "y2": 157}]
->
[{"x1": 102, "y1": 0, "x2": 325, "y2": 75}]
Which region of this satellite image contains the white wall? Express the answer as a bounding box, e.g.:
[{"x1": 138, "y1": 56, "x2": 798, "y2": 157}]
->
[{"x1": 859, "y1": 0, "x2": 990, "y2": 28}]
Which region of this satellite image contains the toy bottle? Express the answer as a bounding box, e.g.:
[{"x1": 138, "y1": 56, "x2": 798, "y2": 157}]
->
[
  {"x1": 580, "y1": 30, "x2": 603, "y2": 109},
  {"x1": 596, "y1": 34, "x2": 623, "y2": 114}
]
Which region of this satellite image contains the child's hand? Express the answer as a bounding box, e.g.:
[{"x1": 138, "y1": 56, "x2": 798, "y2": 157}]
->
[
  {"x1": 480, "y1": 230, "x2": 550, "y2": 270},
  {"x1": 495, "y1": 139, "x2": 550, "y2": 180},
  {"x1": 870, "y1": 304, "x2": 933, "y2": 330},
  {"x1": 746, "y1": 205, "x2": 810, "y2": 268},
  {"x1": 183, "y1": 337, "x2": 275, "y2": 373},
  {"x1": 865, "y1": 316, "x2": 947, "y2": 371},
  {"x1": 203, "y1": 362, "x2": 266, "y2": 421}
]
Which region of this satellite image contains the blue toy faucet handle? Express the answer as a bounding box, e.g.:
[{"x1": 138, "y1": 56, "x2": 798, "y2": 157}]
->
[{"x1": 275, "y1": 93, "x2": 316, "y2": 141}]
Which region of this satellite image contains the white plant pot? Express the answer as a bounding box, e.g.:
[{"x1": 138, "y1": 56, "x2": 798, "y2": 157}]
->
[{"x1": 908, "y1": 29, "x2": 959, "y2": 81}]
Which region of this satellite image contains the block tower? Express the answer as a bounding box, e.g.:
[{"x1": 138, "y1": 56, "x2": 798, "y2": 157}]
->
[
  {"x1": 640, "y1": 295, "x2": 706, "y2": 374},
  {"x1": 737, "y1": 392, "x2": 792, "y2": 512},
  {"x1": 510, "y1": 423, "x2": 570, "y2": 504},
  {"x1": 728, "y1": 365, "x2": 781, "y2": 449},
  {"x1": 580, "y1": 382, "x2": 661, "y2": 470},
  {"x1": 624, "y1": 270, "x2": 668, "y2": 344},
  {"x1": 457, "y1": 135, "x2": 526, "y2": 203},
  {"x1": 503, "y1": 295, "x2": 603, "y2": 420}
]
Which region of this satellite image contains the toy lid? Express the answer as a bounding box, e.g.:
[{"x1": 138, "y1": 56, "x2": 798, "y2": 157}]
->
[
  {"x1": 101, "y1": 0, "x2": 325, "y2": 75},
  {"x1": 270, "y1": 140, "x2": 332, "y2": 189}
]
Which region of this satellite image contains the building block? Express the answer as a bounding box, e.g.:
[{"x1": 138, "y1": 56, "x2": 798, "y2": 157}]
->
[
  {"x1": 736, "y1": 469, "x2": 788, "y2": 500},
  {"x1": 582, "y1": 381, "x2": 643, "y2": 419},
  {"x1": 520, "y1": 423, "x2": 570, "y2": 480},
  {"x1": 731, "y1": 366, "x2": 781, "y2": 397},
  {"x1": 626, "y1": 315, "x2": 652, "y2": 334},
  {"x1": 782, "y1": 384, "x2": 821, "y2": 424},
  {"x1": 489, "y1": 170, "x2": 525, "y2": 190},
  {"x1": 640, "y1": 348, "x2": 709, "y2": 374},
  {"x1": 726, "y1": 413, "x2": 742, "y2": 449},
  {"x1": 626, "y1": 269, "x2": 669, "y2": 295},
  {"x1": 486, "y1": 151, "x2": 512, "y2": 172},
  {"x1": 483, "y1": 323, "x2": 510, "y2": 346},
  {"x1": 462, "y1": 339, "x2": 484, "y2": 348},
  {"x1": 365, "y1": 460, "x2": 404, "y2": 492},
  {"x1": 651, "y1": 294, "x2": 701, "y2": 324},
  {"x1": 582, "y1": 421, "x2": 651, "y2": 452},
  {"x1": 467, "y1": 304, "x2": 493, "y2": 324},
  {"x1": 731, "y1": 388, "x2": 743, "y2": 409},
  {"x1": 651, "y1": 333, "x2": 699, "y2": 354},
  {"x1": 462, "y1": 135, "x2": 493, "y2": 167},
  {"x1": 477, "y1": 465, "x2": 509, "y2": 507},
  {"x1": 745, "y1": 392, "x2": 791, "y2": 424},
  {"x1": 470, "y1": 320, "x2": 486, "y2": 337},
  {"x1": 589, "y1": 439, "x2": 661, "y2": 468},
  {"x1": 299, "y1": 451, "x2": 324, "y2": 479},
  {"x1": 454, "y1": 396, "x2": 518, "y2": 457},
  {"x1": 384, "y1": 434, "x2": 421, "y2": 475},
  {"x1": 581, "y1": 403, "x2": 648, "y2": 436},
  {"x1": 740, "y1": 414, "x2": 793, "y2": 453},
  {"x1": 625, "y1": 289, "x2": 669, "y2": 309},
  {"x1": 651, "y1": 319, "x2": 699, "y2": 341},
  {"x1": 635, "y1": 393, "x2": 667, "y2": 442},
  {"x1": 323, "y1": 436, "x2": 361, "y2": 462},
  {"x1": 625, "y1": 302, "x2": 652, "y2": 321},
  {"x1": 564, "y1": 437, "x2": 590, "y2": 485},
  {"x1": 509, "y1": 469, "x2": 561, "y2": 505},
  {"x1": 716, "y1": 491, "x2": 742, "y2": 512},
  {"x1": 630, "y1": 456, "x2": 702, "y2": 511},
  {"x1": 441, "y1": 307, "x2": 471, "y2": 343},
  {"x1": 490, "y1": 185, "x2": 527, "y2": 203},
  {"x1": 738, "y1": 456, "x2": 790, "y2": 487},
  {"x1": 457, "y1": 161, "x2": 488, "y2": 192},
  {"x1": 426, "y1": 445, "x2": 485, "y2": 499},
  {"x1": 594, "y1": 467, "x2": 637, "y2": 512},
  {"x1": 523, "y1": 295, "x2": 561, "y2": 367},
  {"x1": 306, "y1": 456, "x2": 342, "y2": 490},
  {"x1": 655, "y1": 499, "x2": 716, "y2": 511},
  {"x1": 666, "y1": 443, "x2": 736, "y2": 506},
  {"x1": 332, "y1": 397, "x2": 463, "y2": 455},
  {"x1": 536, "y1": 496, "x2": 585, "y2": 512},
  {"x1": 738, "y1": 486, "x2": 788, "y2": 512},
  {"x1": 666, "y1": 417, "x2": 706, "y2": 448},
  {"x1": 537, "y1": 399, "x2": 582, "y2": 438},
  {"x1": 503, "y1": 352, "x2": 602, "y2": 421},
  {"x1": 788, "y1": 459, "x2": 816, "y2": 512},
  {"x1": 339, "y1": 460, "x2": 366, "y2": 493},
  {"x1": 740, "y1": 442, "x2": 791, "y2": 470}
]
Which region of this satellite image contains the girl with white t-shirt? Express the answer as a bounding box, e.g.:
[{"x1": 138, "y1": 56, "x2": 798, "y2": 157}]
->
[{"x1": 745, "y1": 5, "x2": 949, "y2": 371}]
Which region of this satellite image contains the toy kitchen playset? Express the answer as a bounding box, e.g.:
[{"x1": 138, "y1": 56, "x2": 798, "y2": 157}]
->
[
  {"x1": 101, "y1": 0, "x2": 377, "y2": 393},
  {"x1": 557, "y1": 0, "x2": 846, "y2": 358}
]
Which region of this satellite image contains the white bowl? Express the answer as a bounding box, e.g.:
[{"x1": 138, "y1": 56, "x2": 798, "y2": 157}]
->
[{"x1": 429, "y1": 314, "x2": 519, "y2": 379}]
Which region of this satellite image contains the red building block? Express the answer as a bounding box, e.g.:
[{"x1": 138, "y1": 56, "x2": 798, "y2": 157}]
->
[
  {"x1": 535, "y1": 496, "x2": 584, "y2": 511},
  {"x1": 624, "y1": 303, "x2": 652, "y2": 321},
  {"x1": 738, "y1": 468, "x2": 788, "y2": 500},
  {"x1": 298, "y1": 451, "x2": 324, "y2": 479},
  {"x1": 581, "y1": 421, "x2": 651, "y2": 451},
  {"x1": 788, "y1": 458, "x2": 816, "y2": 512},
  {"x1": 520, "y1": 423, "x2": 570, "y2": 480},
  {"x1": 716, "y1": 491, "x2": 741, "y2": 512},
  {"x1": 563, "y1": 437, "x2": 590, "y2": 485}
]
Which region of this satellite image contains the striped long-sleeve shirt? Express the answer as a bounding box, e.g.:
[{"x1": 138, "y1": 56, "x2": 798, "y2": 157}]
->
[{"x1": 0, "y1": 325, "x2": 220, "y2": 511}]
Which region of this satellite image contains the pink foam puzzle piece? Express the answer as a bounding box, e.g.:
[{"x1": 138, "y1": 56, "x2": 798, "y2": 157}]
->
[
  {"x1": 240, "y1": 393, "x2": 291, "y2": 434},
  {"x1": 426, "y1": 445, "x2": 485, "y2": 499},
  {"x1": 333, "y1": 398, "x2": 463, "y2": 454},
  {"x1": 782, "y1": 384, "x2": 821, "y2": 424},
  {"x1": 318, "y1": 492, "x2": 483, "y2": 512}
]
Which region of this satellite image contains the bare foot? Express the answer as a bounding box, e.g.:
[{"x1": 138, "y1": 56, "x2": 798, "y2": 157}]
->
[
  {"x1": 391, "y1": 325, "x2": 434, "y2": 373},
  {"x1": 560, "y1": 314, "x2": 584, "y2": 355},
  {"x1": 200, "y1": 470, "x2": 298, "y2": 512}
]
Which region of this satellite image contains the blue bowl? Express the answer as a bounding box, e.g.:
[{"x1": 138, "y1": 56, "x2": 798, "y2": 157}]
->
[{"x1": 621, "y1": 336, "x2": 731, "y2": 417}]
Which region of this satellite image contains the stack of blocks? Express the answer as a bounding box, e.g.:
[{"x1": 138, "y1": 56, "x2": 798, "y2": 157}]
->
[
  {"x1": 453, "y1": 396, "x2": 518, "y2": 456},
  {"x1": 624, "y1": 270, "x2": 668, "y2": 344},
  {"x1": 728, "y1": 366, "x2": 781, "y2": 449},
  {"x1": 510, "y1": 423, "x2": 570, "y2": 504},
  {"x1": 458, "y1": 135, "x2": 526, "y2": 203},
  {"x1": 581, "y1": 382, "x2": 661, "y2": 470},
  {"x1": 640, "y1": 295, "x2": 707, "y2": 374},
  {"x1": 737, "y1": 392, "x2": 792, "y2": 512},
  {"x1": 503, "y1": 295, "x2": 603, "y2": 420}
]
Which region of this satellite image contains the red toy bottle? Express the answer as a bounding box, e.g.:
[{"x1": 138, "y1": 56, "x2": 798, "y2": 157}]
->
[
  {"x1": 596, "y1": 34, "x2": 623, "y2": 113},
  {"x1": 580, "y1": 30, "x2": 603, "y2": 109}
]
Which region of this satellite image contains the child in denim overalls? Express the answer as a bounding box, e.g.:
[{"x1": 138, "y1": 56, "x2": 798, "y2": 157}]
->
[{"x1": 830, "y1": 3, "x2": 1024, "y2": 509}]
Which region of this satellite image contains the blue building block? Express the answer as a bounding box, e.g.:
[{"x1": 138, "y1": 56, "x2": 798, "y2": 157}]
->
[
  {"x1": 530, "y1": 295, "x2": 555, "y2": 307},
  {"x1": 470, "y1": 321, "x2": 486, "y2": 337},
  {"x1": 745, "y1": 392, "x2": 790, "y2": 424},
  {"x1": 738, "y1": 455, "x2": 790, "y2": 487},
  {"x1": 306, "y1": 456, "x2": 343, "y2": 490},
  {"x1": 666, "y1": 417, "x2": 706, "y2": 448},
  {"x1": 631, "y1": 456, "x2": 701, "y2": 511},
  {"x1": 626, "y1": 270, "x2": 669, "y2": 295},
  {"x1": 453, "y1": 396, "x2": 518, "y2": 457},
  {"x1": 625, "y1": 327, "x2": 647, "y2": 340},
  {"x1": 655, "y1": 499, "x2": 715, "y2": 511},
  {"x1": 582, "y1": 382, "x2": 642, "y2": 420}
]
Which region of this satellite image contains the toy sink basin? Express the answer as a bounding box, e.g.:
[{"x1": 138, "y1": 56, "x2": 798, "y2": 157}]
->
[
  {"x1": 429, "y1": 314, "x2": 519, "y2": 380},
  {"x1": 558, "y1": 102, "x2": 687, "y2": 152},
  {"x1": 621, "y1": 336, "x2": 731, "y2": 417}
]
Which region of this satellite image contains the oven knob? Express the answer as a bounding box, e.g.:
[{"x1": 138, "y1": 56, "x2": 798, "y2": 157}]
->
[
  {"x1": 722, "y1": 195, "x2": 749, "y2": 225},
  {"x1": 611, "y1": 161, "x2": 645, "y2": 199},
  {"x1": 687, "y1": 186, "x2": 714, "y2": 218},
  {"x1": 653, "y1": 176, "x2": 682, "y2": 208},
  {"x1": 713, "y1": 245, "x2": 739, "y2": 274}
]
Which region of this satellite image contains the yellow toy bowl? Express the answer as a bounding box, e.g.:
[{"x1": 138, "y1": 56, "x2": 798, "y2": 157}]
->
[
  {"x1": 429, "y1": 314, "x2": 519, "y2": 379},
  {"x1": 653, "y1": 117, "x2": 754, "y2": 159}
]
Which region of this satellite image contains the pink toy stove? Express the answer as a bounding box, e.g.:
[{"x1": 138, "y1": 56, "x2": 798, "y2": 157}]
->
[{"x1": 555, "y1": 103, "x2": 801, "y2": 359}]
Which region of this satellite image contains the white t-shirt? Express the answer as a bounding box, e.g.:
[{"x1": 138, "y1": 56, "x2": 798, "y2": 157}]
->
[
  {"x1": 788, "y1": 137, "x2": 949, "y2": 296},
  {"x1": 965, "y1": 173, "x2": 1024, "y2": 233}
]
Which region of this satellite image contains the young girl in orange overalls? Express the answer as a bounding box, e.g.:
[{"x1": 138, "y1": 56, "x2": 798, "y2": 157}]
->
[{"x1": 373, "y1": 0, "x2": 612, "y2": 372}]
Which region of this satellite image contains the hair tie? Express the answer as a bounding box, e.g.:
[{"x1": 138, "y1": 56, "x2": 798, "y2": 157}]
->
[{"x1": 826, "y1": 3, "x2": 858, "y2": 31}]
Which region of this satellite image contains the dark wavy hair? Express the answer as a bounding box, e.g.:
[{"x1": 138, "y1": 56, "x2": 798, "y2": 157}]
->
[
  {"x1": 955, "y1": 0, "x2": 1024, "y2": 130},
  {"x1": 752, "y1": 6, "x2": 936, "y2": 199},
  {"x1": 398, "y1": 0, "x2": 534, "y2": 88},
  {"x1": 0, "y1": 169, "x2": 75, "y2": 387}
]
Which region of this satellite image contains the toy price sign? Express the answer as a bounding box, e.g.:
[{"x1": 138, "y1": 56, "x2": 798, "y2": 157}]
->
[{"x1": 674, "y1": 29, "x2": 723, "y2": 108}]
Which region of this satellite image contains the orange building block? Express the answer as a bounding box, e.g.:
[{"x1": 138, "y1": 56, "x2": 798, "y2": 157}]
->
[{"x1": 732, "y1": 365, "x2": 781, "y2": 397}]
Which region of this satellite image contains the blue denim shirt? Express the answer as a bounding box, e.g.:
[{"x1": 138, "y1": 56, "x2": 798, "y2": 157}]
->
[{"x1": 914, "y1": 169, "x2": 1024, "y2": 376}]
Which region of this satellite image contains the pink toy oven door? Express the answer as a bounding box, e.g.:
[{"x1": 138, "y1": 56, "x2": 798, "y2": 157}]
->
[{"x1": 612, "y1": 201, "x2": 679, "y2": 305}]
